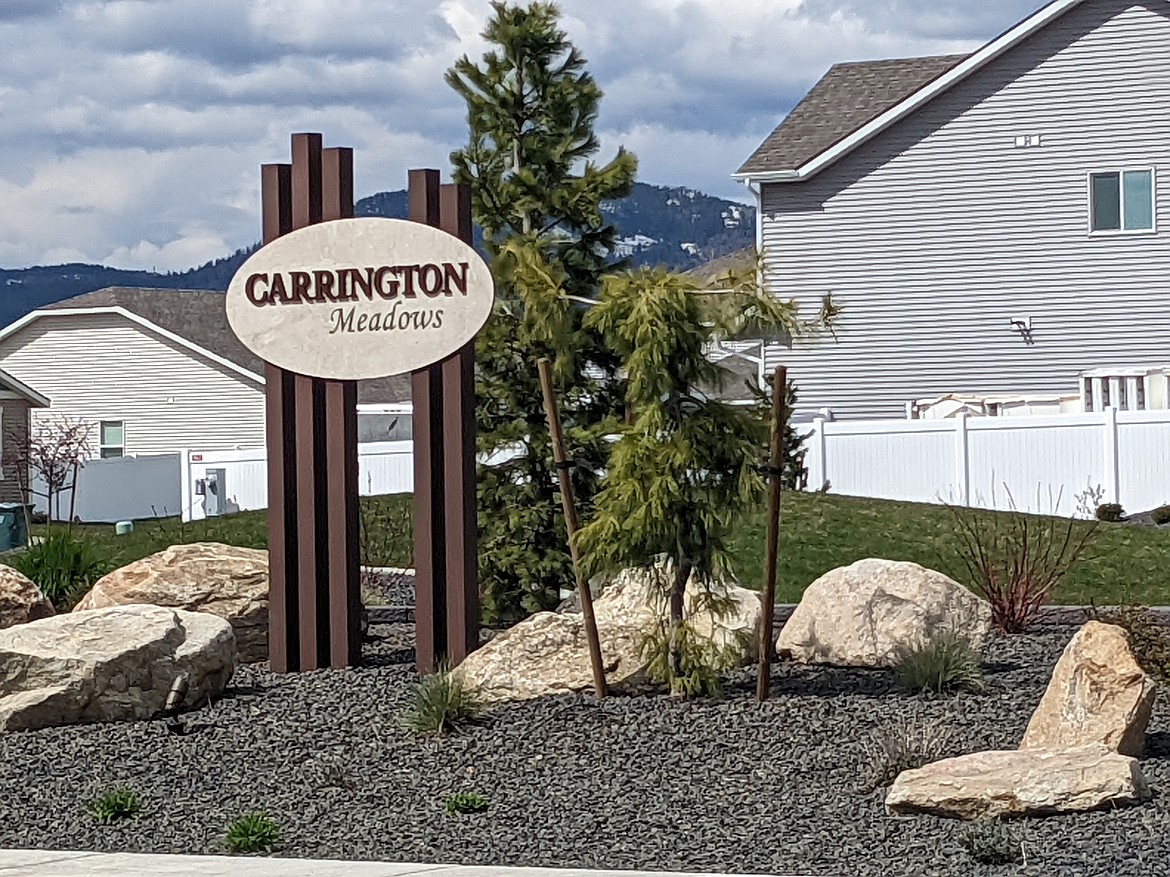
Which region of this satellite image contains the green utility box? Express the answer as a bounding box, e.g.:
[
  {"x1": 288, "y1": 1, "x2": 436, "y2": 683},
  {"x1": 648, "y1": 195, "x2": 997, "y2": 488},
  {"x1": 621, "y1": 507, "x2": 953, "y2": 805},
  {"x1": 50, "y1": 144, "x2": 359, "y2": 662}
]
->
[{"x1": 0, "y1": 503, "x2": 31, "y2": 551}]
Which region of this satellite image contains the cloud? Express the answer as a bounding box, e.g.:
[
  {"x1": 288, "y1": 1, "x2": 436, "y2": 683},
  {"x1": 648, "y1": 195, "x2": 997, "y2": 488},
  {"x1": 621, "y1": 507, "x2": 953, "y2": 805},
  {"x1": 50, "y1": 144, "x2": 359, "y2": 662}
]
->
[{"x1": 0, "y1": 0, "x2": 1042, "y2": 271}]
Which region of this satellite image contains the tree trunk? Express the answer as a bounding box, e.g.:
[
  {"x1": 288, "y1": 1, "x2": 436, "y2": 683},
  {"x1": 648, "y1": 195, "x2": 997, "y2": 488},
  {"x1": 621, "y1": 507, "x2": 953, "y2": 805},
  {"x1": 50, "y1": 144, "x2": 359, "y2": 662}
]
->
[{"x1": 667, "y1": 556, "x2": 692, "y2": 690}]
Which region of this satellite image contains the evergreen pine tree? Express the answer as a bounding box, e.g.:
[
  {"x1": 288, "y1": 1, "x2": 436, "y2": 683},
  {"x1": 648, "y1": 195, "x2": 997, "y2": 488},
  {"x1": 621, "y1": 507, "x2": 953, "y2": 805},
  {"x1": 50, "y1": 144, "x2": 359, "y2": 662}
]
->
[
  {"x1": 447, "y1": 1, "x2": 637, "y2": 624},
  {"x1": 577, "y1": 268, "x2": 825, "y2": 694}
]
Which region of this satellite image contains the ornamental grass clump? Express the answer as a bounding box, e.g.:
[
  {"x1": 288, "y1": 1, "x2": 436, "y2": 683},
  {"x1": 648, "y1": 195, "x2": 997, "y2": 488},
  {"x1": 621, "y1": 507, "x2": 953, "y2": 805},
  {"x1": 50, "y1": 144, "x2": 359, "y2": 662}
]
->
[
  {"x1": 892, "y1": 631, "x2": 984, "y2": 696},
  {"x1": 225, "y1": 812, "x2": 281, "y2": 854},
  {"x1": 87, "y1": 787, "x2": 142, "y2": 824},
  {"x1": 402, "y1": 667, "x2": 482, "y2": 735},
  {"x1": 949, "y1": 503, "x2": 1097, "y2": 633},
  {"x1": 860, "y1": 715, "x2": 959, "y2": 793},
  {"x1": 12, "y1": 529, "x2": 111, "y2": 610}
]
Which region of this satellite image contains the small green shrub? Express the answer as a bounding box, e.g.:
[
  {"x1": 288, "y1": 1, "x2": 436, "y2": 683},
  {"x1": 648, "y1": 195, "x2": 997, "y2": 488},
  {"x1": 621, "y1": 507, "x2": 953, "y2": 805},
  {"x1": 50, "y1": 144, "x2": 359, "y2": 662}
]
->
[
  {"x1": 860, "y1": 717, "x2": 959, "y2": 793},
  {"x1": 12, "y1": 530, "x2": 112, "y2": 609},
  {"x1": 359, "y1": 496, "x2": 413, "y2": 568},
  {"x1": 893, "y1": 632, "x2": 984, "y2": 696},
  {"x1": 1153, "y1": 506, "x2": 1170, "y2": 526},
  {"x1": 444, "y1": 791, "x2": 489, "y2": 815},
  {"x1": 960, "y1": 819, "x2": 1023, "y2": 866},
  {"x1": 1091, "y1": 603, "x2": 1170, "y2": 683},
  {"x1": 1096, "y1": 503, "x2": 1124, "y2": 522},
  {"x1": 225, "y1": 812, "x2": 281, "y2": 854},
  {"x1": 88, "y1": 787, "x2": 142, "y2": 824},
  {"x1": 402, "y1": 668, "x2": 482, "y2": 735}
]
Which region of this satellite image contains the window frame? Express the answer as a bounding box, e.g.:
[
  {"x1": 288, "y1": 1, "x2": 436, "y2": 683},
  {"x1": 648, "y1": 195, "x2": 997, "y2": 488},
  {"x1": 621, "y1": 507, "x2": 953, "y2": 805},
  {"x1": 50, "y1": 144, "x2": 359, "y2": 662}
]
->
[
  {"x1": 1087, "y1": 167, "x2": 1157, "y2": 236},
  {"x1": 98, "y1": 420, "x2": 125, "y2": 459}
]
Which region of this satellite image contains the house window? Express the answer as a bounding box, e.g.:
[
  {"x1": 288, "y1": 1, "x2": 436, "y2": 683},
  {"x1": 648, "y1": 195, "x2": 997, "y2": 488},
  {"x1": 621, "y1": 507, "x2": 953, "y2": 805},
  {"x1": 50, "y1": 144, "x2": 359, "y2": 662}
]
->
[
  {"x1": 99, "y1": 421, "x2": 125, "y2": 458},
  {"x1": 1090, "y1": 170, "x2": 1154, "y2": 232}
]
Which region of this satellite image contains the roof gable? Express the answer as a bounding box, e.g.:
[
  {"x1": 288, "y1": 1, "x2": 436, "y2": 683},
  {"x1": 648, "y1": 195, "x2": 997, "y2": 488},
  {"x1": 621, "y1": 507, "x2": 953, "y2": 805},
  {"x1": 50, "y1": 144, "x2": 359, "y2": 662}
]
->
[
  {"x1": 7, "y1": 287, "x2": 412, "y2": 405},
  {"x1": 737, "y1": 0, "x2": 1095, "y2": 182},
  {"x1": 737, "y1": 54, "x2": 967, "y2": 176}
]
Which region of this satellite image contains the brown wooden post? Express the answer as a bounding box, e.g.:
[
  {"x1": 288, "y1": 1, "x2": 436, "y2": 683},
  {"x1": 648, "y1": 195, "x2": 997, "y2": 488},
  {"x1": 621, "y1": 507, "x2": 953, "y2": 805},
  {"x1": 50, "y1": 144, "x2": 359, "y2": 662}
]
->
[
  {"x1": 409, "y1": 169, "x2": 446, "y2": 674},
  {"x1": 263, "y1": 133, "x2": 362, "y2": 672},
  {"x1": 537, "y1": 357, "x2": 607, "y2": 698},
  {"x1": 439, "y1": 182, "x2": 479, "y2": 665},
  {"x1": 757, "y1": 365, "x2": 788, "y2": 702},
  {"x1": 408, "y1": 171, "x2": 479, "y2": 672}
]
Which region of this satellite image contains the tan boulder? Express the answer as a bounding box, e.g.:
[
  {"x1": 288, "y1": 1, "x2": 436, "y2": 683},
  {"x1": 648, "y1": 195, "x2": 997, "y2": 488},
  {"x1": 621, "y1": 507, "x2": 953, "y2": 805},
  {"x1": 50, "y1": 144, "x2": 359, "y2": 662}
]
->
[
  {"x1": 0, "y1": 565, "x2": 54, "y2": 629},
  {"x1": 594, "y1": 566, "x2": 761, "y2": 657},
  {"x1": 74, "y1": 543, "x2": 269, "y2": 662},
  {"x1": 777, "y1": 559, "x2": 991, "y2": 667},
  {"x1": 459, "y1": 565, "x2": 761, "y2": 703},
  {"x1": 1020, "y1": 621, "x2": 1155, "y2": 757},
  {"x1": 886, "y1": 745, "x2": 1150, "y2": 820},
  {"x1": 459, "y1": 611, "x2": 648, "y2": 703},
  {"x1": 0, "y1": 604, "x2": 237, "y2": 732}
]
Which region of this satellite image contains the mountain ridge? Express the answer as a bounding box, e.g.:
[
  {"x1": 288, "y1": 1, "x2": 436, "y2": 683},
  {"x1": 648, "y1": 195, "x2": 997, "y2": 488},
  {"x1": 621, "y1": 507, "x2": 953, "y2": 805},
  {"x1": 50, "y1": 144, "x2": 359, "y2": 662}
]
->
[{"x1": 0, "y1": 181, "x2": 754, "y2": 327}]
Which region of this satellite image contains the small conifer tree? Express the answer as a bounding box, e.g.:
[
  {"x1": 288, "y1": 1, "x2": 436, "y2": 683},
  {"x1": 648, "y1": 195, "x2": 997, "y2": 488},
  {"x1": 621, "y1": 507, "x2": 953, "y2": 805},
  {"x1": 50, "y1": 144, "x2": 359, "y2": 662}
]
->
[{"x1": 578, "y1": 266, "x2": 825, "y2": 692}]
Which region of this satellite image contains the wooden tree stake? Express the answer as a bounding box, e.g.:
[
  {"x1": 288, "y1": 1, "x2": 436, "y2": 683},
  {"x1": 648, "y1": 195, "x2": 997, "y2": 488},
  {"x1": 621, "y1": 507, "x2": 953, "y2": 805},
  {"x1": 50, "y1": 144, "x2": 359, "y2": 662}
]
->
[
  {"x1": 537, "y1": 357, "x2": 608, "y2": 699},
  {"x1": 757, "y1": 365, "x2": 788, "y2": 702}
]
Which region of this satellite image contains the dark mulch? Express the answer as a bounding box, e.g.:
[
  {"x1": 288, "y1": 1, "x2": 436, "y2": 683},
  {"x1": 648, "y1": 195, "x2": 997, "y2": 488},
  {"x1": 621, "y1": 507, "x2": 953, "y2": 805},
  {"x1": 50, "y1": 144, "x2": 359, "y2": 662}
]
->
[{"x1": 0, "y1": 622, "x2": 1165, "y2": 877}]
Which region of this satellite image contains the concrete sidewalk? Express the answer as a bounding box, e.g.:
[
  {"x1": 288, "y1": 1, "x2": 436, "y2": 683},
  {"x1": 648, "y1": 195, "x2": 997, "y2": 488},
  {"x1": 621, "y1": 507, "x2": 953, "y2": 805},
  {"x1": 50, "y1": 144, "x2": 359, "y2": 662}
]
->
[{"x1": 0, "y1": 852, "x2": 813, "y2": 877}]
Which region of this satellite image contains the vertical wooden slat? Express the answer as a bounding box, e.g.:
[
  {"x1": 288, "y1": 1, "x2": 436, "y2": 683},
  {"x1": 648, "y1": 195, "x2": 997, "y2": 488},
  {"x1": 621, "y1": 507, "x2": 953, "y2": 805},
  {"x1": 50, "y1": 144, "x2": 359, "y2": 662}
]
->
[
  {"x1": 290, "y1": 134, "x2": 325, "y2": 669},
  {"x1": 291, "y1": 133, "x2": 323, "y2": 229},
  {"x1": 440, "y1": 183, "x2": 478, "y2": 664},
  {"x1": 293, "y1": 374, "x2": 320, "y2": 668},
  {"x1": 408, "y1": 169, "x2": 444, "y2": 673},
  {"x1": 322, "y1": 146, "x2": 360, "y2": 667},
  {"x1": 261, "y1": 163, "x2": 295, "y2": 673}
]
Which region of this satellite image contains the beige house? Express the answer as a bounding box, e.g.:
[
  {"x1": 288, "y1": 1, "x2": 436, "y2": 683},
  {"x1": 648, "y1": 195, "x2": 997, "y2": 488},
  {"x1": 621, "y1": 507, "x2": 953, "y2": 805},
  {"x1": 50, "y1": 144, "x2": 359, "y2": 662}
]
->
[{"x1": 0, "y1": 287, "x2": 413, "y2": 458}]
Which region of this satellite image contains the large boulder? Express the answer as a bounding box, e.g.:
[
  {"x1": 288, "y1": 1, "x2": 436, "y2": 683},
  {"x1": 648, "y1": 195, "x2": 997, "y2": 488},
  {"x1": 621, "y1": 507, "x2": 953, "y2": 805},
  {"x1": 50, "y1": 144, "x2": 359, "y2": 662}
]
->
[
  {"x1": 0, "y1": 565, "x2": 54, "y2": 629},
  {"x1": 459, "y1": 566, "x2": 761, "y2": 703},
  {"x1": 593, "y1": 566, "x2": 761, "y2": 656},
  {"x1": 885, "y1": 745, "x2": 1150, "y2": 820},
  {"x1": 776, "y1": 559, "x2": 991, "y2": 667},
  {"x1": 0, "y1": 604, "x2": 236, "y2": 732},
  {"x1": 74, "y1": 543, "x2": 269, "y2": 662},
  {"x1": 1020, "y1": 621, "x2": 1156, "y2": 757},
  {"x1": 459, "y1": 611, "x2": 649, "y2": 703}
]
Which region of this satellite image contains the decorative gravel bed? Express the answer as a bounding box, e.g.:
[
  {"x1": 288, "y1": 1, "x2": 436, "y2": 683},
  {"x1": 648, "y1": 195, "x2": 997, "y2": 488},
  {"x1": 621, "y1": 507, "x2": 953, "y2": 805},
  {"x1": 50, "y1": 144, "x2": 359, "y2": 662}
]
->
[{"x1": 0, "y1": 621, "x2": 1166, "y2": 877}]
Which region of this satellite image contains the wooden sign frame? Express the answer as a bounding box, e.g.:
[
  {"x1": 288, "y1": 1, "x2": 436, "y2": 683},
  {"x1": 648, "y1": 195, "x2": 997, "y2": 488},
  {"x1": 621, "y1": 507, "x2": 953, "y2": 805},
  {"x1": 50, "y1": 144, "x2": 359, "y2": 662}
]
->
[{"x1": 257, "y1": 133, "x2": 478, "y2": 674}]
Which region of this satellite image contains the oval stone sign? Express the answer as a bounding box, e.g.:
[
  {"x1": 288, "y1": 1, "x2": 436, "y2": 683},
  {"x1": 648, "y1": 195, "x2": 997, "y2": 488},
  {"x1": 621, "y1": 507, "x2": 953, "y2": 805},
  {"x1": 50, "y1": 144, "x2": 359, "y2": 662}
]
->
[{"x1": 225, "y1": 217, "x2": 494, "y2": 380}]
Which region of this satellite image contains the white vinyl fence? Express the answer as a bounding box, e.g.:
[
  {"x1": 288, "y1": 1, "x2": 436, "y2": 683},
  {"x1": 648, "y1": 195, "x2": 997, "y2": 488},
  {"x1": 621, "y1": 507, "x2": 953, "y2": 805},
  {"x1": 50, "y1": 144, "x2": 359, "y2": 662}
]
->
[
  {"x1": 33, "y1": 454, "x2": 183, "y2": 523},
  {"x1": 38, "y1": 442, "x2": 414, "y2": 523},
  {"x1": 804, "y1": 408, "x2": 1170, "y2": 517},
  {"x1": 179, "y1": 442, "x2": 414, "y2": 522}
]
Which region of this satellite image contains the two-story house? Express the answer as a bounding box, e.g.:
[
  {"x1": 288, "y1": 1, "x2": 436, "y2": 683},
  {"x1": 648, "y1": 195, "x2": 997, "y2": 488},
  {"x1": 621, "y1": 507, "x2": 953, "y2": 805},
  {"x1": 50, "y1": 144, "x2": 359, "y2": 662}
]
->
[{"x1": 737, "y1": 0, "x2": 1170, "y2": 420}]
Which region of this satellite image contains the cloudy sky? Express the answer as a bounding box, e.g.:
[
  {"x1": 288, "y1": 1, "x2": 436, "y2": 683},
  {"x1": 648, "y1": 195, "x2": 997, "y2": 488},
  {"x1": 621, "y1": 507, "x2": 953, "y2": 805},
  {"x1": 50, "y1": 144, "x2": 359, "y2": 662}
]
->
[{"x1": 0, "y1": 0, "x2": 1045, "y2": 272}]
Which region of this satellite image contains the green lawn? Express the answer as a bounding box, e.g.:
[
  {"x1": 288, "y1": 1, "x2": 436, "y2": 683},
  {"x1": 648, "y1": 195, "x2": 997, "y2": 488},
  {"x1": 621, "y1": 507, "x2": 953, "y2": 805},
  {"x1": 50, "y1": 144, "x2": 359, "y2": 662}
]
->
[
  {"x1": 65, "y1": 492, "x2": 1170, "y2": 606},
  {"x1": 728, "y1": 492, "x2": 1170, "y2": 606}
]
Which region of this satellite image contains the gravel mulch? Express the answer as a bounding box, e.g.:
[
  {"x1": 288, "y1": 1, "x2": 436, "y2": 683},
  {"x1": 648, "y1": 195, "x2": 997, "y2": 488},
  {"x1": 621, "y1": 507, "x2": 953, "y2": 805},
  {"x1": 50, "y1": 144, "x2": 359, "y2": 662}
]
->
[{"x1": 0, "y1": 621, "x2": 1167, "y2": 877}]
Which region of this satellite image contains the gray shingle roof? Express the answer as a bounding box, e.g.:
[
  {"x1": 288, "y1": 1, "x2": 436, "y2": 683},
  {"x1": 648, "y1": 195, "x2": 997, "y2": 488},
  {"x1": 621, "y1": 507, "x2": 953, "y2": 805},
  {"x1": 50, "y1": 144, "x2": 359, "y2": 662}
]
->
[
  {"x1": 738, "y1": 54, "x2": 969, "y2": 175},
  {"x1": 42, "y1": 287, "x2": 412, "y2": 405}
]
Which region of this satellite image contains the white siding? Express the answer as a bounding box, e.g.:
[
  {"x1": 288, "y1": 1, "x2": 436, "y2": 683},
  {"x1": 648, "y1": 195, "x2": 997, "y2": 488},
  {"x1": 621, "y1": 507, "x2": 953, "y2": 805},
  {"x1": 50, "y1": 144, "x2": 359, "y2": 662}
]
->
[
  {"x1": 0, "y1": 313, "x2": 265, "y2": 453},
  {"x1": 761, "y1": 0, "x2": 1170, "y2": 419}
]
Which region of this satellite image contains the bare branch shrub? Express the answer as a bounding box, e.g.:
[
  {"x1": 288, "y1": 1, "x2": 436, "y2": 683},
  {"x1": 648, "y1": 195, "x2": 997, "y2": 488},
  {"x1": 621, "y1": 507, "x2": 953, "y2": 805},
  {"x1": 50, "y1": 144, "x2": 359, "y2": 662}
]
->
[
  {"x1": 949, "y1": 502, "x2": 1097, "y2": 633},
  {"x1": 5, "y1": 417, "x2": 95, "y2": 527}
]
